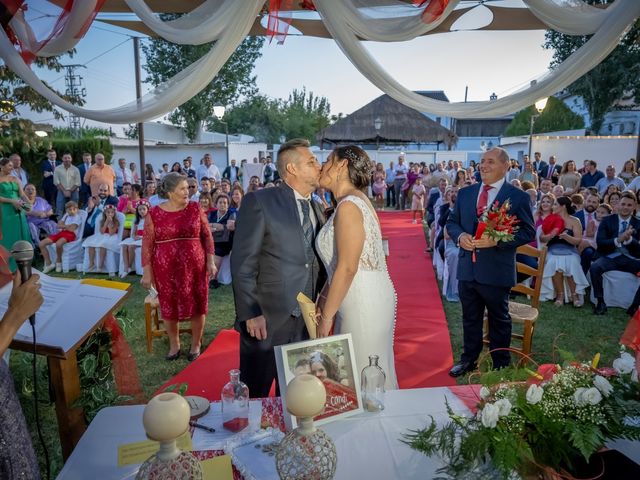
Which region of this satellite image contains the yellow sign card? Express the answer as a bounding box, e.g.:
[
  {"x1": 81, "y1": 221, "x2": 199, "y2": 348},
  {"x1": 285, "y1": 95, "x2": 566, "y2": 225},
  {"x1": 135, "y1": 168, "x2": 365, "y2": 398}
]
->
[
  {"x1": 200, "y1": 455, "x2": 233, "y2": 480},
  {"x1": 117, "y1": 432, "x2": 192, "y2": 467}
]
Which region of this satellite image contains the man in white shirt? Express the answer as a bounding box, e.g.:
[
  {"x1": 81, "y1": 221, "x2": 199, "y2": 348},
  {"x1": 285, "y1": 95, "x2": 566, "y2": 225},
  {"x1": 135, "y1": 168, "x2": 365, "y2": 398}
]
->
[
  {"x1": 53, "y1": 152, "x2": 81, "y2": 217},
  {"x1": 114, "y1": 157, "x2": 134, "y2": 195},
  {"x1": 9, "y1": 153, "x2": 28, "y2": 186},
  {"x1": 197, "y1": 153, "x2": 221, "y2": 183},
  {"x1": 594, "y1": 165, "x2": 626, "y2": 196}
]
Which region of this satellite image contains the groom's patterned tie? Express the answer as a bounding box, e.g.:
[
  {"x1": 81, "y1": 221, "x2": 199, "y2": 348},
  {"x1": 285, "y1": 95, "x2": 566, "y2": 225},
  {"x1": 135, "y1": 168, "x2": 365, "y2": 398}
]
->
[{"x1": 299, "y1": 200, "x2": 314, "y2": 254}]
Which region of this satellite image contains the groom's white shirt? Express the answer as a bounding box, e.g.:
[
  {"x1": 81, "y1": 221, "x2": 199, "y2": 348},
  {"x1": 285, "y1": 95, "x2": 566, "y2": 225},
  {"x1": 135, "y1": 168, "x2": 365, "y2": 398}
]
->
[{"x1": 287, "y1": 181, "x2": 318, "y2": 229}]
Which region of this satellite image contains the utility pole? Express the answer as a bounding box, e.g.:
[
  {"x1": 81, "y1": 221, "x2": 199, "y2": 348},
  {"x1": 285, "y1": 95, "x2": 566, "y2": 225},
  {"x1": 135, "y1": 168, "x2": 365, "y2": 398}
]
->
[
  {"x1": 63, "y1": 64, "x2": 86, "y2": 137},
  {"x1": 133, "y1": 37, "x2": 147, "y2": 186}
]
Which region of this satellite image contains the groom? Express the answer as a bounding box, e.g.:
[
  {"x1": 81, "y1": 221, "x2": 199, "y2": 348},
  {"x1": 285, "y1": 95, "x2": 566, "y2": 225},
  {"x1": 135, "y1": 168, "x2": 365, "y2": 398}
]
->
[
  {"x1": 231, "y1": 139, "x2": 327, "y2": 397},
  {"x1": 446, "y1": 147, "x2": 535, "y2": 376}
]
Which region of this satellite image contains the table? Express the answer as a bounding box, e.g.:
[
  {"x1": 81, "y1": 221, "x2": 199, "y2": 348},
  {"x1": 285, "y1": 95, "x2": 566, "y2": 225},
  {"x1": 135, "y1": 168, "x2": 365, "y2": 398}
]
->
[
  {"x1": 58, "y1": 387, "x2": 474, "y2": 479},
  {"x1": 9, "y1": 279, "x2": 130, "y2": 459}
]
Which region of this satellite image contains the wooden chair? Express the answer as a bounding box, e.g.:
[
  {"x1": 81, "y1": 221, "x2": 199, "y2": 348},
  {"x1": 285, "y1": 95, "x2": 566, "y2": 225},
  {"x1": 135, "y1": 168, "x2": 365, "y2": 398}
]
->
[
  {"x1": 144, "y1": 295, "x2": 192, "y2": 353},
  {"x1": 483, "y1": 244, "x2": 547, "y2": 365}
]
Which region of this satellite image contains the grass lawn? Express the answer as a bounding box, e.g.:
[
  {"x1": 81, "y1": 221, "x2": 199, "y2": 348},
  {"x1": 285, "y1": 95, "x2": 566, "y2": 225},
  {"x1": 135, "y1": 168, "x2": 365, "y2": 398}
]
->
[{"x1": 9, "y1": 268, "x2": 631, "y2": 476}]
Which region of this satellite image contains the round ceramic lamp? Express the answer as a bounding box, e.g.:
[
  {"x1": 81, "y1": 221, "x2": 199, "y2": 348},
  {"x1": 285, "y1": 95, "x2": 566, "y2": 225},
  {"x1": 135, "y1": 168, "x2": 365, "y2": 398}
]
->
[
  {"x1": 276, "y1": 374, "x2": 337, "y2": 479},
  {"x1": 137, "y1": 393, "x2": 203, "y2": 479}
]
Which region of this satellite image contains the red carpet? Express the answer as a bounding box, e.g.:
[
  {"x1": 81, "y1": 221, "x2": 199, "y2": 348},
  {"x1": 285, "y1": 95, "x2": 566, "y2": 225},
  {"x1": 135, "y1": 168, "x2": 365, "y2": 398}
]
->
[
  {"x1": 160, "y1": 211, "x2": 455, "y2": 399},
  {"x1": 379, "y1": 211, "x2": 455, "y2": 388}
]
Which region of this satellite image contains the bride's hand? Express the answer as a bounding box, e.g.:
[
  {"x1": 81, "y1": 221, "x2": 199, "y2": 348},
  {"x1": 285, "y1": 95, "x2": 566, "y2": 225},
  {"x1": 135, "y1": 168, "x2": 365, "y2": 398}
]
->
[{"x1": 315, "y1": 309, "x2": 333, "y2": 338}]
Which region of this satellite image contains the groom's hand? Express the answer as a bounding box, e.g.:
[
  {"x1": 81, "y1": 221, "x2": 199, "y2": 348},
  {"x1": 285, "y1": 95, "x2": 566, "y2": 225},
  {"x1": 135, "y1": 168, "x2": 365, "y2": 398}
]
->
[{"x1": 246, "y1": 315, "x2": 267, "y2": 340}]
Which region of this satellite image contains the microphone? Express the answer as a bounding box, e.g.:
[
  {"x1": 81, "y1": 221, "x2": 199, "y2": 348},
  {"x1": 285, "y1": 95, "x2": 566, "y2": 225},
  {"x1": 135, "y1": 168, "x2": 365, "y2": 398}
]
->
[{"x1": 11, "y1": 240, "x2": 36, "y2": 325}]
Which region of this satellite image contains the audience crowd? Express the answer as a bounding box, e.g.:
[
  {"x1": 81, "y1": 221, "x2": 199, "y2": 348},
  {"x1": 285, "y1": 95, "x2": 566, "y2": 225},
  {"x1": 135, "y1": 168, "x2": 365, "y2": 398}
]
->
[{"x1": 1, "y1": 150, "x2": 639, "y2": 320}]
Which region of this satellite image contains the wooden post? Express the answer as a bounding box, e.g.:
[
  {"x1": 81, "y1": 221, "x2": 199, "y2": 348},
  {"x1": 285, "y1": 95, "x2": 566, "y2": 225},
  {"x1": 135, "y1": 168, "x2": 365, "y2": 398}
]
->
[
  {"x1": 48, "y1": 352, "x2": 86, "y2": 460},
  {"x1": 133, "y1": 37, "x2": 146, "y2": 187}
]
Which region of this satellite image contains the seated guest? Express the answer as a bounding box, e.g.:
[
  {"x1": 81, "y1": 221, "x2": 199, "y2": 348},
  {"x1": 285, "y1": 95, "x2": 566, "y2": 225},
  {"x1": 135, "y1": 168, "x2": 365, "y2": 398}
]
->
[
  {"x1": 0, "y1": 273, "x2": 44, "y2": 479},
  {"x1": 198, "y1": 193, "x2": 213, "y2": 214},
  {"x1": 83, "y1": 204, "x2": 121, "y2": 273},
  {"x1": 435, "y1": 187, "x2": 456, "y2": 260},
  {"x1": 40, "y1": 200, "x2": 82, "y2": 273},
  {"x1": 558, "y1": 160, "x2": 581, "y2": 193},
  {"x1": 552, "y1": 184, "x2": 565, "y2": 198},
  {"x1": 595, "y1": 165, "x2": 625, "y2": 197},
  {"x1": 170, "y1": 161, "x2": 183, "y2": 175},
  {"x1": 539, "y1": 196, "x2": 589, "y2": 307},
  {"x1": 575, "y1": 193, "x2": 601, "y2": 274},
  {"x1": 120, "y1": 201, "x2": 149, "y2": 277},
  {"x1": 199, "y1": 177, "x2": 213, "y2": 197},
  {"x1": 117, "y1": 182, "x2": 142, "y2": 237},
  {"x1": 619, "y1": 158, "x2": 637, "y2": 185},
  {"x1": 533, "y1": 193, "x2": 555, "y2": 247},
  {"x1": 313, "y1": 187, "x2": 332, "y2": 212},
  {"x1": 84, "y1": 183, "x2": 118, "y2": 237},
  {"x1": 187, "y1": 177, "x2": 200, "y2": 201},
  {"x1": 208, "y1": 193, "x2": 235, "y2": 289},
  {"x1": 23, "y1": 183, "x2": 57, "y2": 245},
  {"x1": 143, "y1": 179, "x2": 156, "y2": 199},
  {"x1": 570, "y1": 193, "x2": 584, "y2": 213},
  {"x1": 519, "y1": 161, "x2": 539, "y2": 188},
  {"x1": 510, "y1": 178, "x2": 522, "y2": 189},
  {"x1": 604, "y1": 191, "x2": 621, "y2": 214},
  {"x1": 525, "y1": 189, "x2": 538, "y2": 214},
  {"x1": 590, "y1": 191, "x2": 640, "y2": 315},
  {"x1": 230, "y1": 186, "x2": 244, "y2": 214},
  {"x1": 219, "y1": 179, "x2": 232, "y2": 196}
]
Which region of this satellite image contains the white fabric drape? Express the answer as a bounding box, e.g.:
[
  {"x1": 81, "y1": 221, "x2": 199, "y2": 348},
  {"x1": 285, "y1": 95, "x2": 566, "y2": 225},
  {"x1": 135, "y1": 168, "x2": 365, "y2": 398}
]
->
[
  {"x1": 335, "y1": 0, "x2": 461, "y2": 42},
  {"x1": 314, "y1": 0, "x2": 640, "y2": 118},
  {"x1": 123, "y1": 0, "x2": 244, "y2": 45},
  {"x1": 9, "y1": 1, "x2": 100, "y2": 57},
  {"x1": 0, "y1": 1, "x2": 263, "y2": 123},
  {"x1": 523, "y1": 0, "x2": 617, "y2": 36}
]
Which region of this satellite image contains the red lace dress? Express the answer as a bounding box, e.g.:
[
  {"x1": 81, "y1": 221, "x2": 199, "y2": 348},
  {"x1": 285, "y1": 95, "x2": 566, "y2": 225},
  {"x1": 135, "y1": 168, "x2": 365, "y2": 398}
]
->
[{"x1": 142, "y1": 201, "x2": 214, "y2": 321}]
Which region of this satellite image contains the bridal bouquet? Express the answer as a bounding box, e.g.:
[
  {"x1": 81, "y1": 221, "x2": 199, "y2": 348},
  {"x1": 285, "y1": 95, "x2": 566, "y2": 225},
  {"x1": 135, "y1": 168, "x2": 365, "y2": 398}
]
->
[{"x1": 404, "y1": 349, "x2": 640, "y2": 479}]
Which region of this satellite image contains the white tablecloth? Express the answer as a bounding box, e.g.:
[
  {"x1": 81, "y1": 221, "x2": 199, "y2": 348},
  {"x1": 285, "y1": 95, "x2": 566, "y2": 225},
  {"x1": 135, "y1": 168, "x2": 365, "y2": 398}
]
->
[{"x1": 56, "y1": 387, "x2": 469, "y2": 480}]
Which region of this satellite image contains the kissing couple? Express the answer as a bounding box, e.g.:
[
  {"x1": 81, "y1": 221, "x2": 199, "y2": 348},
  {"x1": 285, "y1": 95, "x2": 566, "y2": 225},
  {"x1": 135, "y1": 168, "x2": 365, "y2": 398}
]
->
[{"x1": 231, "y1": 139, "x2": 398, "y2": 397}]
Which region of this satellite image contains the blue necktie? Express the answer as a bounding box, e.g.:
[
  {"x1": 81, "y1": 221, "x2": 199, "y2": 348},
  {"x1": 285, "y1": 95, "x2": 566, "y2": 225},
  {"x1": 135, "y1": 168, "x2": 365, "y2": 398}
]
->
[
  {"x1": 299, "y1": 200, "x2": 314, "y2": 252},
  {"x1": 621, "y1": 220, "x2": 628, "y2": 233}
]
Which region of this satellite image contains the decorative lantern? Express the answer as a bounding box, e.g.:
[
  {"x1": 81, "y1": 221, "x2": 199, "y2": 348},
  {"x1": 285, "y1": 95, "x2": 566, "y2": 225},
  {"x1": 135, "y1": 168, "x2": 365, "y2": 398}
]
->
[
  {"x1": 275, "y1": 374, "x2": 337, "y2": 480},
  {"x1": 136, "y1": 393, "x2": 203, "y2": 480}
]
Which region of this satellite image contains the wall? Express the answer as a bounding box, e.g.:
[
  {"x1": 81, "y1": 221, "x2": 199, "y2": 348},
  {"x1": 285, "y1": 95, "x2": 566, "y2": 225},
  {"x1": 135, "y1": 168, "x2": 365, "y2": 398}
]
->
[
  {"x1": 306, "y1": 149, "x2": 478, "y2": 169},
  {"x1": 500, "y1": 135, "x2": 638, "y2": 172},
  {"x1": 111, "y1": 142, "x2": 267, "y2": 176}
]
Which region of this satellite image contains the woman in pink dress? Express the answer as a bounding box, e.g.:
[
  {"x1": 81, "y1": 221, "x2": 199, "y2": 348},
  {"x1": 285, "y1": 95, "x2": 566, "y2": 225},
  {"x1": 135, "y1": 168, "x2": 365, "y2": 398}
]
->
[{"x1": 142, "y1": 173, "x2": 216, "y2": 361}]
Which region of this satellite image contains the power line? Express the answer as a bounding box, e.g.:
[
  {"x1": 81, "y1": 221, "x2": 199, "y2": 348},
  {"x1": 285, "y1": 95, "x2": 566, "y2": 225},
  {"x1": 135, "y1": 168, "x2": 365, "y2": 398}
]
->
[{"x1": 83, "y1": 37, "x2": 132, "y2": 66}]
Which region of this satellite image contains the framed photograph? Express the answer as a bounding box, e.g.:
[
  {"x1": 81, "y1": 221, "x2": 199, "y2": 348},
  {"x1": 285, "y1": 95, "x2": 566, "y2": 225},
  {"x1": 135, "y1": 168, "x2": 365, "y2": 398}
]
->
[{"x1": 275, "y1": 333, "x2": 363, "y2": 431}]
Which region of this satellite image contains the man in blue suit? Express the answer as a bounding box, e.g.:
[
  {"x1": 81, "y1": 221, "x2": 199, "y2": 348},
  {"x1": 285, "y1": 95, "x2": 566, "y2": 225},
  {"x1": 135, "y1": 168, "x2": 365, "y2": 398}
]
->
[
  {"x1": 590, "y1": 192, "x2": 640, "y2": 315},
  {"x1": 78, "y1": 152, "x2": 93, "y2": 208},
  {"x1": 41, "y1": 149, "x2": 59, "y2": 207},
  {"x1": 447, "y1": 147, "x2": 535, "y2": 376}
]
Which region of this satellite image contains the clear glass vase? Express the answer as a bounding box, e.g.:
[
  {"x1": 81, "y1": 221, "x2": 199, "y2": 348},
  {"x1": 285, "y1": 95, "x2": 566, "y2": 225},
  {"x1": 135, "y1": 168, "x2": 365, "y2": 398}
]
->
[
  {"x1": 221, "y1": 369, "x2": 249, "y2": 432},
  {"x1": 361, "y1": 355, "x2": 386, "y2": 412}
]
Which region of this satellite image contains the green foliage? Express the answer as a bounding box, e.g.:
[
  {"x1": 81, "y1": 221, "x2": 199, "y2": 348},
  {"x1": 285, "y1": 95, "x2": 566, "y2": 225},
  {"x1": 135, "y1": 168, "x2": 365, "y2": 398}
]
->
[
  {"x1": 0, "y1": 54, "x2": 82, "y2": 121},
  {"x1": 74, "y1": 326, "x2": 130, "y2": 423},
  {"x1": 504, "y1": 96, "x2": 584, "y2": 137},
  {"x1": 222, "y1": 88, "x2": 332, "y2": 144},
  {"x1": 162, "y1": 382, "x2": 189, "y2": 396},
  {"x1": 543, "y1": 0, "x2": 640, "y2": 133},
  {"x1": 52, "y1": 126, "x2": 113, "y2": 138},
  {"x1": 406, "y1": 360, "x2": 640, "y2": 478},
  {"x1": 142, "y1": 19, "x2": 264, "y2": 142},
  {"x1": 0, "y1": 137, "x2": 113, "y2": 190}
]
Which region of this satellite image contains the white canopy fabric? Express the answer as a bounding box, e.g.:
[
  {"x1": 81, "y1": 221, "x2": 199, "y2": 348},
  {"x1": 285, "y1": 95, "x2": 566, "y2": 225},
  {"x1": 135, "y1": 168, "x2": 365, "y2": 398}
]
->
[
  {"x1": 1, "y1": 0, "x2": 638, "y2": 123},
  {"x1": 0, "y1": 1, "x2": 263, "y2": 123},
  {"x1": 313, "y1": 0, "x2": 640, "y2": 118}
]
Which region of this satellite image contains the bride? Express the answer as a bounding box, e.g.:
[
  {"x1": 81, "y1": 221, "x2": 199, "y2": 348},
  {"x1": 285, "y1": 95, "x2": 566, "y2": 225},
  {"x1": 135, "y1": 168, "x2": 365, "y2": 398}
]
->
[{"x1": 315, "y1": 146, "x2": 398, "y2": 390}]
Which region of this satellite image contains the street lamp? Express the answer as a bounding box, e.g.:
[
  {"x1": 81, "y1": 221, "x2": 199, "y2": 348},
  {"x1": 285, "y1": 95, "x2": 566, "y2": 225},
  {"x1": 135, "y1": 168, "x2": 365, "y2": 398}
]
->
[
  {"x1": 213, "y1": 105, "x2": 230, "y2": 167},
  {"x1": 528, "y1": 97, "x2": 548, "y2": 159},
  {"x1": 374, "y1": 117, "x2": 382, "y2": 149}
]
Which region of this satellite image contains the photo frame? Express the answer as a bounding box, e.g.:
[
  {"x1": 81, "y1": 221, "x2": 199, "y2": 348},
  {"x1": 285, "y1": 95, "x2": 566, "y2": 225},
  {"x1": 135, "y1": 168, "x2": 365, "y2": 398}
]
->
[{"x1": 275, "y1": 333, "x2": 363, "y2": 431}]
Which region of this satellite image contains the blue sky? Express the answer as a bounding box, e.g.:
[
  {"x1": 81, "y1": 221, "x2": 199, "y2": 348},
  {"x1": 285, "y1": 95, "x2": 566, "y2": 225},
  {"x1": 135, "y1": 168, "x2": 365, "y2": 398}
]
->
[{"x1": 21, "y1": 2, "x2": 554, "y2": 134}]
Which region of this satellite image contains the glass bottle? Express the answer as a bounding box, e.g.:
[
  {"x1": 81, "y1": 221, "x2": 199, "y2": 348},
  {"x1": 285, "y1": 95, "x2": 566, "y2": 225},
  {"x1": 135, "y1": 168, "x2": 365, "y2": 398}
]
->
[
  {"x1": 361, "y1": 355, "x2": 386, "y2": 412},
  {"x1": 221, "y1": 369, "x2": 250, "y2": 432}
]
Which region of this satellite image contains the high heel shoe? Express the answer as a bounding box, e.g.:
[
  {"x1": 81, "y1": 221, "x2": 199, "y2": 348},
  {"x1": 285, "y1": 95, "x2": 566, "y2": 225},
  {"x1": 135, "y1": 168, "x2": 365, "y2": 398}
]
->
[
  {"x1": 572, "y1": 293, "x2": 583, "y2": 308},
  {"x1": 554, "y1": 295, "x2": 564, "y2": 306},
  {"x1": 165, "y1": 349, "x2": 181, "y2": 361}
]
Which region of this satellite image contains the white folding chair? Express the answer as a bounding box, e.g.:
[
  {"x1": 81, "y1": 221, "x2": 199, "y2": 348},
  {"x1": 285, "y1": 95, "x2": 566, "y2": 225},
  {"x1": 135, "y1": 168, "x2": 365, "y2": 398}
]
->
[{"x1": 46, "y1": 210, "x2": 87, "y2": 273}]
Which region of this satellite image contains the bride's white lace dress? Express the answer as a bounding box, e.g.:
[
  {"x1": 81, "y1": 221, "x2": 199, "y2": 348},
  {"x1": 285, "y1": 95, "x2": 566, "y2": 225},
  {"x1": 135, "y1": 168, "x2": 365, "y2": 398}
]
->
[{"x1": 316, "y1": 195, "x2": 398, "y2": 390}]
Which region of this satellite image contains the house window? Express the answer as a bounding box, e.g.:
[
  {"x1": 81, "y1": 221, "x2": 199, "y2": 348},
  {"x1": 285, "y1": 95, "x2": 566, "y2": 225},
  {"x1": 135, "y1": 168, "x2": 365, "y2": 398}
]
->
[{"x1": 436, "y1": 117, "x2": 441, "y2": 125}]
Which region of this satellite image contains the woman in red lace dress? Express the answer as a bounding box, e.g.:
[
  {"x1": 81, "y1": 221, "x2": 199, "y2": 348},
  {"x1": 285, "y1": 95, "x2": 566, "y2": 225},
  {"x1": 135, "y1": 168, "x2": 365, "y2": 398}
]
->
[{"x1": 142, "y1": 173, "x2": 216, "y2": 361}]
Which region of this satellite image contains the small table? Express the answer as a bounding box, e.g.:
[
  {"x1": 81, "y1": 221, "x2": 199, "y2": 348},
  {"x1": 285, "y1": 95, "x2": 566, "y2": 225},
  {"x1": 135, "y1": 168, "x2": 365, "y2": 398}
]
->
[{"x1": 10, "y1": 280, "x2": 131, "y2": 459}]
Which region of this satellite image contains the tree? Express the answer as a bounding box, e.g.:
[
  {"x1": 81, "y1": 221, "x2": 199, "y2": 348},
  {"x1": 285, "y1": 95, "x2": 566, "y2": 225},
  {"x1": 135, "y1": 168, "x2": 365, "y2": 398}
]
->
[
  {"x1": 53, "y1": 126, "x2": 113, "y2": 138},
  {"x1": 0, "y1": 55, "x2": 81, "y2": 120},
  {"x1": 504, "y1": 96, "x2": 585, "y2": 137},
  {"x1": 543, "y1": 0, "x2": 640, "y2": 134},
  {"x1": 221, "y1": 88, "x2": 332, "y2": 144},
  {"x1": 142, "y1": 24, "x2": 264, "y2": 142}
]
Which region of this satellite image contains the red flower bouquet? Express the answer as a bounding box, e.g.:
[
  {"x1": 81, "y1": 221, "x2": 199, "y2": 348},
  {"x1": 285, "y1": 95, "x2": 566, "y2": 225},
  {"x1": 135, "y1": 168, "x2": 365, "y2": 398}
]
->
[{"x1": 473, "y1": 200, "x2": 520, "y2": 262}]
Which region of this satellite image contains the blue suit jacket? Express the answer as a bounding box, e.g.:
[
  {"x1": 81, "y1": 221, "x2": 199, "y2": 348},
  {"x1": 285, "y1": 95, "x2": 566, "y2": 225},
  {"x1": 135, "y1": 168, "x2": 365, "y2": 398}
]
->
[
  {"x1": 595, "y1": 214, "x2": 640, "y2": 258},
  {"x1": 41, "y1": 159, "x2": 60, "y2": 188},
  {"x1": 78, "y1": 162, "x2": 91, "y2": 194},
  {"x1": 446, "y1": 181, "x2": 535, "y2": 288}
]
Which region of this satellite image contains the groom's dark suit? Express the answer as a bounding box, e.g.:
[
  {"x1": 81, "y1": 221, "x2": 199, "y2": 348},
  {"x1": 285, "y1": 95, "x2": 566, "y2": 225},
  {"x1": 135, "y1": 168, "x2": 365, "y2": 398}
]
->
[
  {"x1": 447, "y1": 181, "x2": 535, "y2": 368},
  {"x1": 231, "y1": 183, "x2": 326, "y2": 397}
]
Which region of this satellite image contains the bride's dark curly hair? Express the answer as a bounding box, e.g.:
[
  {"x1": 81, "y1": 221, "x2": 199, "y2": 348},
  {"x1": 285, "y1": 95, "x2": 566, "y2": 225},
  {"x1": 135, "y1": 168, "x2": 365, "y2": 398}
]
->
[{"x1": 333, "y1": 145, "x2": 373, "y2": 191}]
